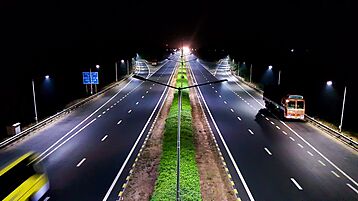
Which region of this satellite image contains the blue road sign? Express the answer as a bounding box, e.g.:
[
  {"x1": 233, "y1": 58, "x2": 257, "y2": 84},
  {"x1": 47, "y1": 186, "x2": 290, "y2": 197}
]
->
[{"x1": 83, "y1": 72, "x2": 99, "y2": 84}]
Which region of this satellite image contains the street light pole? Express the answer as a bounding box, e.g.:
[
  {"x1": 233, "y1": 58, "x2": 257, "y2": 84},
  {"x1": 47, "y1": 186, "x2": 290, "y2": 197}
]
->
[
  {"x1": 31, "y1": 79, "x2": 38, "y2": 123},
  {"x1": 133, "y1": 74, "x2": 227, "y2": 201},
  {"x1": 278, "y1": 70, "x2": 281, "y2": 85},
  {"x1": 115, "y1": 61, "x2": 118, "y2": 82},
  {"x1": 176, "y1": 88, "x2": 182, "y2": 201},
  {"x1": 249, "y1": 64, "x2": 252, "y2": 83},
  {"x1": 89, "y1": 68, "x2": 93, "y2": 94},
  {"x1": 339, "y1": 86, "x2": 347, "y2": 132}
]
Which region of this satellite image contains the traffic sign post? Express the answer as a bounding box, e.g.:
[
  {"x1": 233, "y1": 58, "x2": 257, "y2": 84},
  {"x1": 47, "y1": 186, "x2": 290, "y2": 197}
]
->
[{"x1": 83, "y1": 72, "x2": 99, "y2": 94}]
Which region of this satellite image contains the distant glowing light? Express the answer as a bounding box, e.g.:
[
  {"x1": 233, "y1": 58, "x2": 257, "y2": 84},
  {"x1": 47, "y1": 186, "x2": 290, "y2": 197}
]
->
[
  {"x1": 183, "y1": 46, "x2": 191, "y2": 54},
  {"x1": 291, "y1": 49, "x2": 294, "y2": 52},
  {"x1": 45, "y1": 75, "x2": 50, "y2": 79},
  {"x1": 268, "y1": 65, "x2": 273, "y2": 70},
  {"x1": 96, "y1": 64, "x2": 100, "y2": 69},
  {"x1": 121, "y1": 59, "x2": 125, "y2": 63},
  {"x1": 326, "y1": 81, "x2": 333, "y2": 86}
]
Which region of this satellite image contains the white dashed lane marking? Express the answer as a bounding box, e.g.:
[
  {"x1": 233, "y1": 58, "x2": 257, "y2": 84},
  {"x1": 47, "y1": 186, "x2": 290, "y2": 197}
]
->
[
  {"x1": 282, "y1": 131, "x2": 288, "y2": 135},
  {"x1": 289, "y1": 137, "x2": 295, "y2": 141},
  {"x1": 248, "y1": 129, "x2": 254, "y2": 135},
  {"x1": 298, "y1": 143, "x2": 304, "y2": 148},
  {"x1": 117, "y1": 120, "x2": 122, "y2": 125},
  {"x1": 136, "y1": 102, "x2": 139, "y2": 105},
  {"x1": 307, "y1": 151, "x2": 314, "y2": 157},
  {"x1": 76, "y1": 158, "x2": 86, "y2": 167},
  {"x1": 264, "y1": 148, "x2": 272, "y2": 156},
  {"x1": 318, "y1": 160, "x2": 326, "y2": 166},
  {"x1": 237, "y1": 117, "x2": 242, "y2": 121},
  {"x1": 331, "y1": 171, "x2": 340, "y2": 178},
  {"x1": 291, "y1": 178, "x2": 303, "y2": 191},
  {"x1": 101, "y1": 135, "x2": 108, "y2": 142}
]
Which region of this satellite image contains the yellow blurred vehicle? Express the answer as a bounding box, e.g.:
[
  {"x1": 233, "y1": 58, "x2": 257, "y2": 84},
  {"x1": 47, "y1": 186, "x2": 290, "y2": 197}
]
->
[{"x1": 0, "y1": 152, "x2": 49, "y2": 201}]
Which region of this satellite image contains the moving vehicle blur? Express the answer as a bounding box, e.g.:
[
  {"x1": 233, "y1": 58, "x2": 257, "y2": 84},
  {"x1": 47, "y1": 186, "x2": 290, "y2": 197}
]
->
[{"x1": 0, "y1": 152, "x2": 49, "y2": 201}]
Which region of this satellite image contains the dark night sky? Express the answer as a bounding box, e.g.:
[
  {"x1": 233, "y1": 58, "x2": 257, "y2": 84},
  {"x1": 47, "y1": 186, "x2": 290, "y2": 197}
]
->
[{"x1": 0, "y1": 0, "x2": 357, "y2": 133}]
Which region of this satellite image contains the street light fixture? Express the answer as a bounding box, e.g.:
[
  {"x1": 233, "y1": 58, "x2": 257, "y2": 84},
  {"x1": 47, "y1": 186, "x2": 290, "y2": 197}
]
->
[
  {"x1": 133, "y1": 74, "x2": 227, "y2": 201},
  {"x1": 326, "y1": 81, "x2": 347, "y2": 132},
  {"x1": 32, "y1": 75, "x2": 51, "y2": 123}
]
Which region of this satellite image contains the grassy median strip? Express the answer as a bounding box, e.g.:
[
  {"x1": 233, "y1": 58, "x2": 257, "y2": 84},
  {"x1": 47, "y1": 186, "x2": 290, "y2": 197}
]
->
[{"x1": 151, "y1": 67, "x2": 202, "y2": 201}]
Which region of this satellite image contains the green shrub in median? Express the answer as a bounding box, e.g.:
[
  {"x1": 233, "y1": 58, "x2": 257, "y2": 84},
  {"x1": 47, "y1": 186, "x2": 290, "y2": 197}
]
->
[{"x1": 151, "y1": 67, "x2": 202, "y2": 201}]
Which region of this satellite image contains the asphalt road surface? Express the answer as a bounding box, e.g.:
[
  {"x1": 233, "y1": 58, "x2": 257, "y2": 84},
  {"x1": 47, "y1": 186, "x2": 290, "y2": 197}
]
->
[
  {"x1": 0, "y1": 55, "x2": 178, "y2": 201},
  {"x1": 189, "y1": 55, "x2": 358, "y2": 201}
]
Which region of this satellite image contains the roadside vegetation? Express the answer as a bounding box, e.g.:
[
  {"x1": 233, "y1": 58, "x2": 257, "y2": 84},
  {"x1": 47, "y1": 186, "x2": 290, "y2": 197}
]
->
[{"x1": 151, "y1": 65, "x2": 202, "y2": 201}]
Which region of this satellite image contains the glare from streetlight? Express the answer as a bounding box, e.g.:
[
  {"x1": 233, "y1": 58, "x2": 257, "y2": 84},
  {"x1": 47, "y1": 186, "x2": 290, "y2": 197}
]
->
[
  {"x1": 291, "y1": 49, "x2": 294, "y2": 52},
  {"x1": 326, "y1": 80, "x2": 333, "y2": 86},
  {"x1": 45, "y1": 75, "x2": 50, "y2": 79},
  {"x1": 96, "y1": 64, "x2": 100, "y2": 69},
  {"x1": 268, "y1": 65, "x2": 273, "y2": 70},
  {"x1": 121, "y1": 59, "x2": 125, "y2": 63}
]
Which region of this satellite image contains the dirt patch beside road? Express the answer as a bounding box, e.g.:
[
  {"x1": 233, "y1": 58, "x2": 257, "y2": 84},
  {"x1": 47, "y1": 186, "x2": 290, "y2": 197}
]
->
[{"x1": 187, "y1": 67, "x2": 237, "y2": 201}]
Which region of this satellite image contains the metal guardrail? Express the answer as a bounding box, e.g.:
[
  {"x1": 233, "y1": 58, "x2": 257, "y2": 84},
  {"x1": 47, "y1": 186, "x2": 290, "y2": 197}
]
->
[
  {"x1": 0, "y1": 75, "x2": 132, "y2": 149},
  {"x1": 304, "y1": 115, "x2": 358, "y2": 149},
  {"x1": 231, "y1": 73, "x2": 358, "y2": 150}
]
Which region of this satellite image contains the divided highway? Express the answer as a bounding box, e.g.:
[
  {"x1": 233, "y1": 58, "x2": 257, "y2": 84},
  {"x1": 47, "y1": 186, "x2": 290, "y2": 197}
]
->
[
  {"x1": 0, "y1": 56, "x2": 178, "y2": 201},
  {"x1": 189, "y1": 56, "x2": 358, "y2": 201}
]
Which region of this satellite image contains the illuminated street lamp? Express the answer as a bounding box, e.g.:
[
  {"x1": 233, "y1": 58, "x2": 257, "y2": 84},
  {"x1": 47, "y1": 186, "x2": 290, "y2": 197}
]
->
[
  {"x1": 32, "y1": 75, "x2": 51, "y2": 123},
  {"x1": 326, "y1": 81, "x2": 347, "y2": 132}
]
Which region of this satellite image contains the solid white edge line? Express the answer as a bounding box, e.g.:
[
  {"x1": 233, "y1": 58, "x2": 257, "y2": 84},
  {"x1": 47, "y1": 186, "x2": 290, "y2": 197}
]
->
[
  {"x1": 264, "y1": 148, "x2": 272, "y2": 156},
  {"x1": 76, "y1": 158, "x2": 86, "y2": 167},
  {"x1": 290, "y1": 178, "x2": 303, "y2": 190},
  {"x1": 189, "y1": 62, "x2": 255, "y2": 201},
  {"x1": 229, "y1": 73, "x2": 358, "y2": 188},
  {"x1": 38, "y1": 119, "x2": 97, "y2": 161},
  {"x1": 225, "y1": 70, "x2": 265, "y2": 107},
  {"x1": 101, "y1": 135, "x2": 108, "y2": 142},
  {"x1": 280, "y1": 120, "x2": 358, "y2": 187},
  {"x1": 37, "y1": 58, "x2": 159, "y2": 162},
  {"x1": 102, "y1": 59, "x2": 176, "y2": 201},
  {"x1": 347, "y1": 183, "x2": 358, "y2": 194}
]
